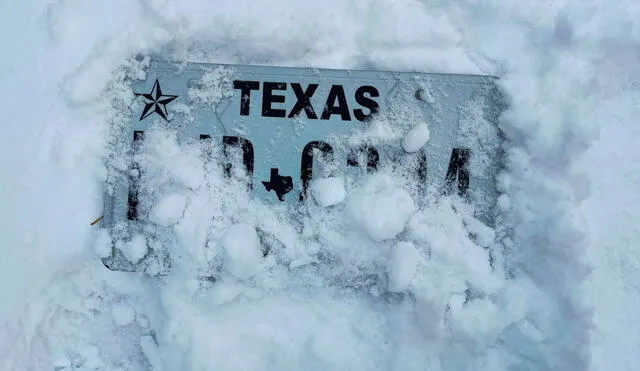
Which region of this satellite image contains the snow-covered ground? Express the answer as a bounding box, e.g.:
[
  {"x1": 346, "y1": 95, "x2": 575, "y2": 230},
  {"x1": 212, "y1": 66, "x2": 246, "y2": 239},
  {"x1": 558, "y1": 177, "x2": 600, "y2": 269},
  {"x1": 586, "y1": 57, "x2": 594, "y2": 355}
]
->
[{"x1": 1, "y1": 0, "x2": 639, "y2": 370}]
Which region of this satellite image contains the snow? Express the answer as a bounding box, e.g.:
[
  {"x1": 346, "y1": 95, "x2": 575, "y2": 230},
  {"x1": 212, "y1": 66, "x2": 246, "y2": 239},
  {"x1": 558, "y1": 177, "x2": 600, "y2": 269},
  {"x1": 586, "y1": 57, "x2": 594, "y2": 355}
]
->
[
  {"x1": 139, "y1": 336, "x2": 163, "y2": 371},
  {"x1": 220, "y1": 223, "x2": 262, "y2": 281},
  {"x1": 119, "y1": 235, "x2": 148, "y2": 264},
  {"x1": 111, "y1": 304, "x2": 135, "y2": 327},
  {"x1": 94, "y1": 229, "x2": 114, "y2": 259},
  {"x1": 151, "y1": 193, "x2": 188, "y2": 227},
  {"x1": 402, "y1": 123, "x2": 430, "y2": 153},
  {"x1": 388, "y1": 241, "x2": 422, "y2": 292},
  {"x1": 186, "y1": 67, "x2": 236, "y2": 106},
  {"x1": 1, "y1": 0, "x2": 639, "y2": 370},
  {"x1": 579, "y1": 91, "x2": 640, "y2": 370},
  {"x1": 310, "y1": 177, "x2": 346, "y2": 207},
  {"x1": 348, "y1": 172, "x2": 416, "y2": 242}
]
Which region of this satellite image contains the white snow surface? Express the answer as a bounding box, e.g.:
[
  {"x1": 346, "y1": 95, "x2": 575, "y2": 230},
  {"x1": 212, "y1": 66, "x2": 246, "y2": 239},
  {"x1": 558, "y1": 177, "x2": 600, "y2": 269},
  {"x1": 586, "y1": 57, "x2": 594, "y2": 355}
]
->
[
  {"x1": 1, "y1": 0, "x2": 639, "y2": 370},
  {"x1": 310, "y1": 177, "x2": 347, "y2": 207},
  {"x1": 402, "y1": 123, "x2": 431, "y2": 153},
  {"x1": 111, "y1": 304, "x2": 136, "y2": 327},
  {"x1": 388, "y1": 241, "x2": 422, "y2": 293}
]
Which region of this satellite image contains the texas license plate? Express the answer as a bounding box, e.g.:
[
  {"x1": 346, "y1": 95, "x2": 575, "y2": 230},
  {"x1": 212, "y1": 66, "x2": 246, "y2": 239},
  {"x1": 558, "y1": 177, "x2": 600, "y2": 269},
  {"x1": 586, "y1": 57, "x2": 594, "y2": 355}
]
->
[{"x1": 100, "y1": 59, "x2": 504, "y2": 271}]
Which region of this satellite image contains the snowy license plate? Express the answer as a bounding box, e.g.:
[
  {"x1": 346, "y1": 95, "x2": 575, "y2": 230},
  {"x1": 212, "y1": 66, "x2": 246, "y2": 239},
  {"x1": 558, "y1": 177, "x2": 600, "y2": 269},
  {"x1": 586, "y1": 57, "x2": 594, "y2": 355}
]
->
[{"x1": 100, "y1": 59, "x2": 504, "y2": 271}]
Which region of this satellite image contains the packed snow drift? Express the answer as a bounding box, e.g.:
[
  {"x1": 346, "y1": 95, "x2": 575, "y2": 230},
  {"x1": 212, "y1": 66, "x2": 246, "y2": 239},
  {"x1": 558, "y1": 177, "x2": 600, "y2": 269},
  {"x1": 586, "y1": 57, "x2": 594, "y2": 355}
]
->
[{"x1": 1, "y1": 0, "x2": 639, "y2": 370}]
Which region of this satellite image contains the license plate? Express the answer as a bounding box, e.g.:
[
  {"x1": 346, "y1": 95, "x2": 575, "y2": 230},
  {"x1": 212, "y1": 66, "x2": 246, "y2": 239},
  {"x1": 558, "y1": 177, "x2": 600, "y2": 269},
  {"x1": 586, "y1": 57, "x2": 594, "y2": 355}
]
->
[{"x1": 100, "y1": 59, "x2": 504, "y2": 271}]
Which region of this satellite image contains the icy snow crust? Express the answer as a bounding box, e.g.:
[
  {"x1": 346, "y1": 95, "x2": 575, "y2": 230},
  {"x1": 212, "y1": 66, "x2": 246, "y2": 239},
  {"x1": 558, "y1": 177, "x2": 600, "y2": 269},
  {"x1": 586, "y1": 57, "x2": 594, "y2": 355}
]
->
[{"x1": 2, "y1": 0, "x2": 638, "y2": 370}]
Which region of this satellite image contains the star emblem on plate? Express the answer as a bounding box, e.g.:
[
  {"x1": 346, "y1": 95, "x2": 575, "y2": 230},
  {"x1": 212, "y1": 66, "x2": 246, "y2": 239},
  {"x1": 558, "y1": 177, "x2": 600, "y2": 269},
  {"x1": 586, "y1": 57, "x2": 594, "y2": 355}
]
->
[{"x1": 134, "y1": 79, "x2": 178, "y2": 121}]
